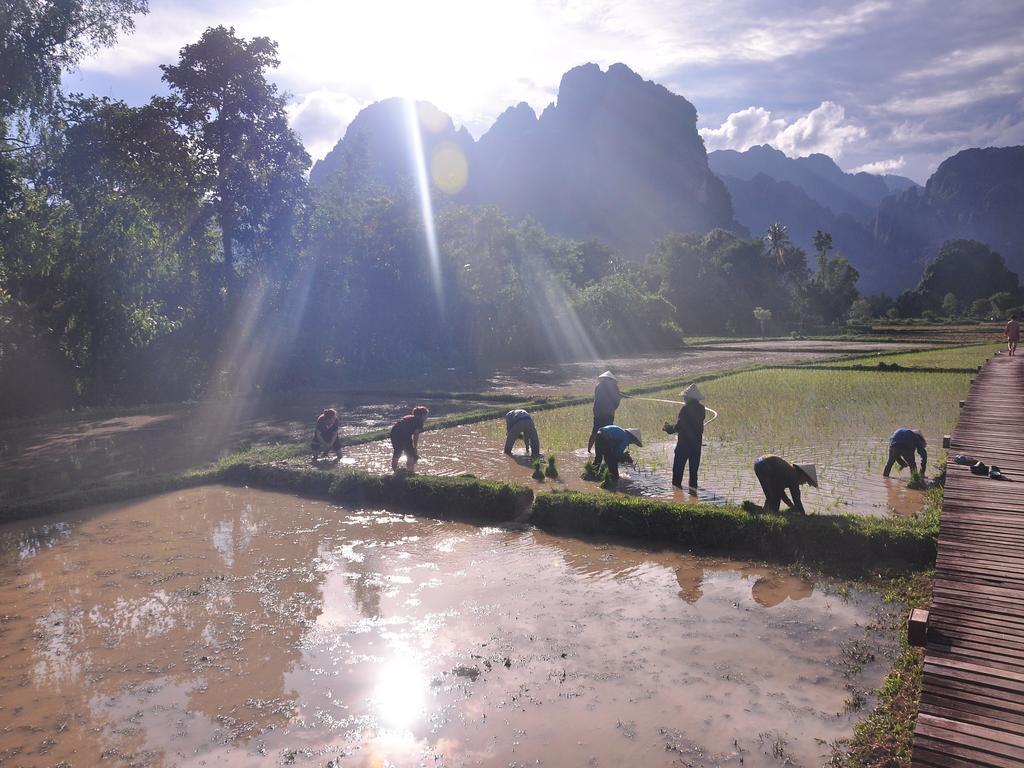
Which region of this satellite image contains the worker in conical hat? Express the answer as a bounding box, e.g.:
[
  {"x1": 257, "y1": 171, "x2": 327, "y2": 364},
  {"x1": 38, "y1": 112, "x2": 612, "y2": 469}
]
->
[
  {"x1": 883, "y1": 428, "x2": 928, "y2": 478},
  {"x1": 753, "y1": 456, "x2": 818, "y2": 514},
  {"x1": 663, "y1": 383, "x2": 706, "y2": 490},
  {"x1": 588, "y1": 371, "x2": 622, "y2": 453}
]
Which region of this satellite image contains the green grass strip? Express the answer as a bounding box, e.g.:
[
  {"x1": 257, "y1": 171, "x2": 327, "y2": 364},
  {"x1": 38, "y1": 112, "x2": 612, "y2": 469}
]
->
[{"x1": 532, "y1": 491, "x2": 937, "y2": 575}]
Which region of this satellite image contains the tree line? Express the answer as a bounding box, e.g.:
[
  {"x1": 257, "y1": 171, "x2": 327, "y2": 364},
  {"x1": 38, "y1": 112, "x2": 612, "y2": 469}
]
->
[{"x1": 2, "y1": 9, "x2": 1019, "y2": 417}]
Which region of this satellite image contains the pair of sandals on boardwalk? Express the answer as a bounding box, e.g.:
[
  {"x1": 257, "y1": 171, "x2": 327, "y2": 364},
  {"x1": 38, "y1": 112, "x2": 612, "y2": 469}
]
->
[{"x1": 954, "y1": 454, "x2": 1010, "y2": 480}]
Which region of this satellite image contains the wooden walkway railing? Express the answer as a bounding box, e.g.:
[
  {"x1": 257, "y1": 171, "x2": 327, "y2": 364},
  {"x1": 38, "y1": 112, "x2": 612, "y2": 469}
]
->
[{"x1": 911, "y1": 352, "x2": 1024, "y2": 767}]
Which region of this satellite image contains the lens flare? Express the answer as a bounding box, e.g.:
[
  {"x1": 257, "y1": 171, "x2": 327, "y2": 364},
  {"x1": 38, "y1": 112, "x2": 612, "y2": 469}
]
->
[
  {"x1": 403, "y1": 99, "x2": 444, "y2": 306},
  {"x1": 430, "y1": 141, "x2": 469, "y2": 195}
]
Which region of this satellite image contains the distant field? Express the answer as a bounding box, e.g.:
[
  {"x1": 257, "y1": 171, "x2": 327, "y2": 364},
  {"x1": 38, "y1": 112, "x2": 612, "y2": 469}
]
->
[{"x1": 825, "y1": 343, "x2": 999, "y2": 370}]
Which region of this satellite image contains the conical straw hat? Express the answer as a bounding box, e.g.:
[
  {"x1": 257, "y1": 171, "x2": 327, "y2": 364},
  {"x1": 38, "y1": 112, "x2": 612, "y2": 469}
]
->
[
  {"x1": 681, "y1": 384, "x2": 704, "y2": 401},
  {"x1": 795, "y1": 463, "x2": 818, "y2": 487},
  {"x1": 598, "y1": 371, "x2": 616, "y2": 380},
  {"x1": 626, "y1": 428, "x2": 643, "y2": 447}
]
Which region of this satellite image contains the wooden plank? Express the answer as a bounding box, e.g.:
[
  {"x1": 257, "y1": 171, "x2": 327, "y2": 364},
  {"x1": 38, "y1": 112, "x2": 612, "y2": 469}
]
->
[{"x1": 912, "y1": 355, "x2": 1024, "y2": 768}]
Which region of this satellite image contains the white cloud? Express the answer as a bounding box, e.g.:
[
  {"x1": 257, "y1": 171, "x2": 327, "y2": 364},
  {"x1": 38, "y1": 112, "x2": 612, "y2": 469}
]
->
[
  {"x1": 698, "y1": 106, "x2": 786, "y2": 151},
  {"x1": 701, "y1": 101, "x2": 867, "y2": 158},
  {"x1": 287, "y1": 90, "x2": 365, "y2": 160},
  {"x1": 75, "y1": 0, "x2": 900, "y2": 139},
  {"x1": 851, "y1": 156, "x2": 906, "y2": 174}
]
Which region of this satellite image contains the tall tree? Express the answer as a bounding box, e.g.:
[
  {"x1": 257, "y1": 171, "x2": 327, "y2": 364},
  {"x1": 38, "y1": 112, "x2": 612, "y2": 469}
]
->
[
  {"x1": 763, "y1": 222, "x2": 791, "y2": 267},
  {"x1": 161, "y1": 26, "x2": 309, "y2": 297},
  {"x1": 1, "y1": 0, "x2": 147, "y2": 121}
]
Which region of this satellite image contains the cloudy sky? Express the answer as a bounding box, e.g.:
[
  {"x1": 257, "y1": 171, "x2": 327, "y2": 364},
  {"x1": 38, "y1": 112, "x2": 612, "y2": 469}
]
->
[{"x1": 65, "y1": 0, "x2": 1024, "y2": 182}]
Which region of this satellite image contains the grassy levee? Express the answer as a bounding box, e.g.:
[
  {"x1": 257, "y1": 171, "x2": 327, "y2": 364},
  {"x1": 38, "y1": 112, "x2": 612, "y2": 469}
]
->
[
  {"x1": 217, "y1": 460, "x2": 533, "y2": 523},
  {"x1": 533, "y1": 491, "x2": 938, "y2": 575},
  {"x1": 1, "y1": 455, "x2": 937, "y2": 576},
  {"x1": 0, "y1": 457, "x2": 533, "y2": 526}
]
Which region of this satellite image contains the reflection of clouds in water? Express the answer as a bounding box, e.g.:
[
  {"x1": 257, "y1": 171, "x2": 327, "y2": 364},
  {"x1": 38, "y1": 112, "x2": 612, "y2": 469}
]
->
[{"x1": 0, "y1": 487, "x2": 884, "y2": 767}]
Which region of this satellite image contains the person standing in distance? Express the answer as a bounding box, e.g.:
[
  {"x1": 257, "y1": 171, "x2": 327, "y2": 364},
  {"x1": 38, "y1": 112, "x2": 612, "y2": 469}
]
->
[{"x1": 588, "y1": 371, "x2": 621, "y2": 454}]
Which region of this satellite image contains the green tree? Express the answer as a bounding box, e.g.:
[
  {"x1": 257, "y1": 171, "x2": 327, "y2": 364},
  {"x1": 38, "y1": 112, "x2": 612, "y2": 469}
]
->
[
  {"x1": 848, "y1": 298, "x2": 872, "y2": 323},
  {"x1": 802, "y1": 231, "x2": 859, "y2": 324},
  {"x1": 764, "y1": 222, "x2": 790, "y2": 268},
  {"x1": 941, "y1": 292, "x2": 959, "y2": 317},
  {"x1": 812, "y1": 230, "x2": 833, "y2": 273},
  {"x1": 161, "y1": 26, "x2": 309, "y2": 298},
  {"x1": 1, "y1": 0, "x2": 147, "y2": 121},
  {"x1": 752, "y1": 306, "x2": 772, "y2": 338},
  {"x1": 990, "y1": 291, "x2": 1017, "y2": 315},
  {"x1": 970, "y1": 297, "x2": 991, "y2": 319}
]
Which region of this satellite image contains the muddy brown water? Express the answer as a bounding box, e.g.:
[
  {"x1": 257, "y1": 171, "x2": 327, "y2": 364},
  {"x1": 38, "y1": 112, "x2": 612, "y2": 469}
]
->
[
  {"x1": 343, "y1": 426, "x2": 928, "y2": 516},
  {"x1": 0, "y1": 486, "x2": 893, "y2": 767}
]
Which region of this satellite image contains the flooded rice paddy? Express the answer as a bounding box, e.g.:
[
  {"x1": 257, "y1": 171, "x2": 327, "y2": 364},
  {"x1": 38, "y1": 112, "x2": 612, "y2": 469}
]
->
[
  {"x1": 0, "y1": 340, "x2": 926, "y2": 509},
  {"x1": 345, "y1": 369, "x2": 972, "y2": 516},
  {"x1": 0, "y1": 486, "x2": 894, "y2": 767},
  {"x1": 0, "y1": 395, "x2": 495, "y2": 505}
]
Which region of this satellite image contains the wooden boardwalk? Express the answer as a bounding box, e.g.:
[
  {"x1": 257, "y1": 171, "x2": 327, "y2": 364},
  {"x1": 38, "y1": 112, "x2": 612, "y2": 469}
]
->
[{"x1": 912, "y1": 352, "x2": 1024, "y2": 767}]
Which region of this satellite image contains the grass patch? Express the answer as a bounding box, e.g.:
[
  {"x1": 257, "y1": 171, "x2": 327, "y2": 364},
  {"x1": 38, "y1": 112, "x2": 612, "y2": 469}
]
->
[
  {"x1": 824, "y1": 343, "x2": 998, "y2": 370},
  {"x1": 830, "y1": 570, "x2": 933, "y2": 767},
  {"x1": 532, "y1": 491, "x2": 937, "y2": 575}
]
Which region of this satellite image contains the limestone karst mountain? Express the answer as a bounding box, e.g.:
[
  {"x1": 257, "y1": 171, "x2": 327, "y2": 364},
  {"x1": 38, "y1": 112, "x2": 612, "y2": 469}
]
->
[{"x1": 311, "y1": 63, "x2": 738, "y2": 258}]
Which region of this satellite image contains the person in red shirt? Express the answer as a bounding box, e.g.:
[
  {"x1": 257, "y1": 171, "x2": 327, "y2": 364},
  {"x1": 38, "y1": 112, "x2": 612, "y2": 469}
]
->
[
  {"x1": 1005, "y1": 314, "x2": 1020, "y2": 356},
  {"x1": 390, "y1": 405, "x2": 429, "y2": 472}
]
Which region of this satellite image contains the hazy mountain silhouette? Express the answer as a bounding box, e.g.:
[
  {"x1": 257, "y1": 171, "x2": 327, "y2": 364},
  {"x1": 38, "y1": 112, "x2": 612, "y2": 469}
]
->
[
  {"x1": 709, "y1": 144, "x2": 916, "y2": 221},
  {"x1": 311, "y1": 63, "x2": 738, "y2": 257},
  {"x1": 875, "y1": 146, "x2": 1024, "y2": 276}
]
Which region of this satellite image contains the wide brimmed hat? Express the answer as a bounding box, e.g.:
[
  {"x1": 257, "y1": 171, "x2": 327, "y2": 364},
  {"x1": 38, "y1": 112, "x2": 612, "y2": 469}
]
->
[
  {"x1": 626, "y1": 428, "x2": 643, "y2": 447},
  {"x1": 911, "y1": 429, "x2": 927, "y2": 445},
  {"x1": 681, "y1": 384, "x2": 704, "y2": 401},
  {"x1": 795, "y1": 463, "x2": 818, "y2": 488},
  {"x1": 598, "y1": 371, "x2": 617, "y2": 380}
]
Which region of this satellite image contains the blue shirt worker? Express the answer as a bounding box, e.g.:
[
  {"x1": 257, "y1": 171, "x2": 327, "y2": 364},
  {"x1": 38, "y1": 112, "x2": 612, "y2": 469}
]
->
[
  {"x1": 504, "y1": 409, "x2": 541, "y2": 457},
  {"x1": 593, "y1": 425, "x2": 642, "y2": 483},
  {"x1": 883, "y1": 428, "x2": 928, "y2": 477},
  {"x1": 663, "y1": 383, "x2": 706, "y2": 489}
]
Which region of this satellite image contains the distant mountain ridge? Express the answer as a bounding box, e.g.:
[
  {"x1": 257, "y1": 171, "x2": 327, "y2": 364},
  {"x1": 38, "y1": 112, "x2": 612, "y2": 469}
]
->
[
  {"x1": 707, "y1": 144, "x2": 922, "y2": 292},
  {"x1": 311, "y1": 65, "x2": 1022, "y2": 296},
  {"x1": 311, "y1": 63, "x2": 738, "y2": 258},
  {"x1": 875, "y1": 146, "x2": 1024, "y2": 277},
  {"x1": 709, "y1": 144, "x2": 915, "y2": 222}
]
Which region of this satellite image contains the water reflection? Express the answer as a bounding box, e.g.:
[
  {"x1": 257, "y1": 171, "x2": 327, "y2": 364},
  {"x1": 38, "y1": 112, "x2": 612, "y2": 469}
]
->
[{"x1": 0, "y1": 487, "x2": 890, "y2": 767}]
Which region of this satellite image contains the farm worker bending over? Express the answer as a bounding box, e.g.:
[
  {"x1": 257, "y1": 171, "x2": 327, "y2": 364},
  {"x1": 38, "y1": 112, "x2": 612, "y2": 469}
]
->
[
  {"x1": 663, "y1": 383, "x2": 706, "y2": 489},
  {"x1": 588, "y1": 371, "x2": 622, "y2": 453},
  {"x1": 594, "y1": 425, "x2": 642, "y2": 483},
  {"x1": 753, "y1": 456, "x2": 818, "y2": 515},
  {"x1": 883, "y1": 428, "x2": 928, "y2": 477},
  {"x1": 504, "y1": 409, "x2": 541, "y2": 457},
  {"x1": 1006, "y1": 313, "x2": 1020, "y2": 356},
  {"x1": 390, "y1": 405, "x2": 429, "y2": 472},
  {"x1": 311, "y1": 408, "x2": 342, "y2": 462}
]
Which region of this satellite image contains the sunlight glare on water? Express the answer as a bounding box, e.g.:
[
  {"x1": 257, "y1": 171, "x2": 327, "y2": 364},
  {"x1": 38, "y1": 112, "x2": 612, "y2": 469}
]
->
[{"x1": 0, "y1": 485, "x2": 896, "y2": 767}]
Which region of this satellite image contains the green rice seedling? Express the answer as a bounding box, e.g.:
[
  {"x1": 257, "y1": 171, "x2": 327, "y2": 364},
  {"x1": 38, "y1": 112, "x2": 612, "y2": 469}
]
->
[
  {"x1": 906, "y1": 472, "x2": 927, "y2": 490},
  {"x1": 580, "y1": 461, "x2": 602, "y2": 481},
  {"x1": 825, "y1": 342, "x2": 997, "y2": 370},
  {"x1": 532, "y1": 459, "x2": 545, "y2": 481},
  {"x1": 544, "y1": 455, "x2": 559, "y2": 479}
]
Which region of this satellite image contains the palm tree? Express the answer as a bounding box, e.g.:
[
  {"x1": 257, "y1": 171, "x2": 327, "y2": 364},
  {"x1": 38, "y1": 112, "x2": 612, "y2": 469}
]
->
[{"x1": 764, "y1": 222, "x2": 790, "y2": 268}]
